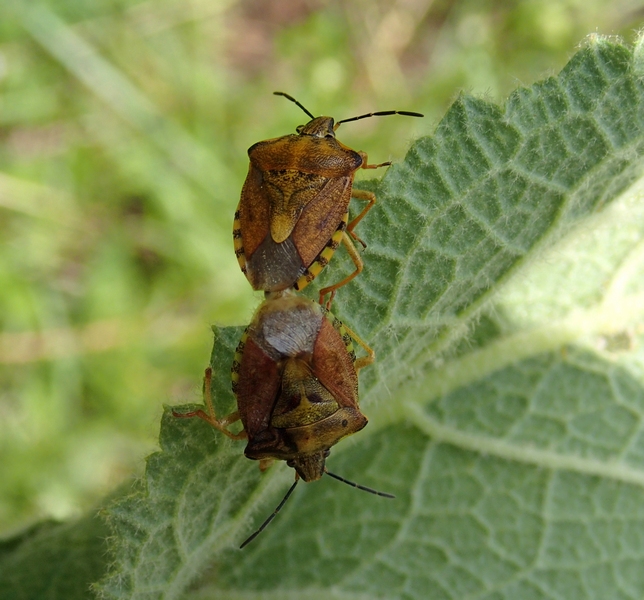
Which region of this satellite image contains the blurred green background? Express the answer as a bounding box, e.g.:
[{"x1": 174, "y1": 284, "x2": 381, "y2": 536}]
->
[{"x1": 1, "y1": 0, "x2": 643, "y2": 534}]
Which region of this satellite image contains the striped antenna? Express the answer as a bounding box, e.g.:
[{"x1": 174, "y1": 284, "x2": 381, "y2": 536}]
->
[
  {"x1": 240, "y1": 478, "x2": 299, "y2": 549},
  {"x1": 336, "y1": 109, "x2": 424, "y2": 129},
  {"x1": 273, "y1": 91, "x2": 315, "y2": 120},
  {"x1": 325, "y1": 470, "x2": 395, "y2": 498}
]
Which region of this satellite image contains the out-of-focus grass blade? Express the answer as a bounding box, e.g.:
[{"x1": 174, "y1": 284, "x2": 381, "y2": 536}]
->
[
  {"x1": 20, "y1": 4, "x2": 233, "y2": 199},
  {"x1": 0, "y1": 172, "x2": 80, "y2": 226}
]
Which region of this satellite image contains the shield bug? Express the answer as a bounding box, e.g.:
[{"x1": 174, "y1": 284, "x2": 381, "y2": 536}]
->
[
  {"x1": 233, "y1": 92, "x2": 423, "y2": 306},
  {"x1": 173, "y1": 291, "x2": 392, "y2": 547}
]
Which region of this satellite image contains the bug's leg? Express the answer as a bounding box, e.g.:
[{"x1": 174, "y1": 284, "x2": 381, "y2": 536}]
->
[
  {"x1": 173, "y1": 367, "x2": 247, "y2": 440},
  {"x1": 346, "y1": 152, "x2": 389, "y2": 245},
  {"x1": 348, "y1": 147, "x2": 390, "y2": 244},
  {"x1": 347, "y1": 189, "x2": 376, "y2": 248},
  {"x1": 318, "y1": 232, "x2": 363, "y2": 308},
  {"x1": 362, "y1": 161, "x2": 392, "y2": 170},
  {"x1": 259, "y1": 458, "x2": 275, "y2": 472},
  {"x1": 341, "y1": 323, "x2": 375, "y2": 373}
]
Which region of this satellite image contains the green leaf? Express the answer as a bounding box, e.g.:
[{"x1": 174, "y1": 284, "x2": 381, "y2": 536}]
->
[
  {"x1": 0, "y1": 514, "x2": 109, "y2": 599},
  {"x1": 94, "y1": 36, "x2": 644, "y2": 598}
]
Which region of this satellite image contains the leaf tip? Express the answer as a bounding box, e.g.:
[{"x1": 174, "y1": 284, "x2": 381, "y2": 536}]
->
[{"x1": 582, "y1": 32, "x2": 614, "y2": 46}]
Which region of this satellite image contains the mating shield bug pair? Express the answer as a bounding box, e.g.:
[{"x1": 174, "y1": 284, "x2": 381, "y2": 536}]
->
[
  {"x1": 234, "y1": 92, "x2": 423, "y2": 306},
  {"x1": 176, "y1": 94, "x2": 422, "y2": 546}
]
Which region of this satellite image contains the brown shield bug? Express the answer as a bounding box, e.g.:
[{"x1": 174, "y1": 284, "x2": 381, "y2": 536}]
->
[
  {"x1": 233, "y1": 92, "x2": 423, "y2": 306},
  {"x1": 173, "y1": 291, "x2": 392, "y2": 547}
]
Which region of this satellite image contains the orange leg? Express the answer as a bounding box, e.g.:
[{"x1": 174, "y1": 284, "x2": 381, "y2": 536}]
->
[
  {"x1": 259, "y1": 458, "x2": 275, "y2": 472},
  {"x1": 342, "y1": 323, "x2": 375, "y2": 372},
  {"x1": 318, "y1": 231, "x2": 363, "y2": 308},
  {"x1": 346, "y1": 154, "x2": 388, "y2": 245},
  {"x1": 319, "y1": 159, "x2": 387, "y2": 307},
  {"x1": 347, "y1": 188, "x2": 376, "y2": 248},
  {"x1": 172, "y1": 367, "x2": 247, "y2": 441}
]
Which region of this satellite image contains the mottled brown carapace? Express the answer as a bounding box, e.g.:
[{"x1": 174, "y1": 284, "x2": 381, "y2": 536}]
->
[
  {"x1": 233, "y1": 92, "x2": 423, "y2": 306},
  {"x1": 235, "y1": 293, "x2": 370, "y2": 481},
  {"x1": 174, "y1": 292, "x2": 374, "y2": 482}
]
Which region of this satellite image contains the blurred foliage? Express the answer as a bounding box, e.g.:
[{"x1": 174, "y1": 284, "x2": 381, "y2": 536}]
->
[{"x1": 0, "y1": 0, "x2": 643, "y2": 534}]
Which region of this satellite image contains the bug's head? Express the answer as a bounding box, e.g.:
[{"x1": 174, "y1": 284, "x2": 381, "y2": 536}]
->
[
  {"x1": 274, "y1": 90, "x2": 424, "y2": 142},
  {"x1": 287, "y1": 449, "x2": 330, "y2": 482},
  {"x1": 296, "y1": 116, "x2": 336, "y2": 138},
  {"x1": 272, "y1": 92, "x2": 336, "y2": 139}
]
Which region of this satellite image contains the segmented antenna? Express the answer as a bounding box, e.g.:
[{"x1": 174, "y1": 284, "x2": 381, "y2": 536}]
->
[
  {"x1": 238, "y1": 469, "x2": 394, "y2": 548},
  {"x1": 325, "y1": 470, "x2": 395, "y2": 498},
  {"x1": 336, "y1": 109, "x2": 424, "y2": 128},
  {"x1": 273, "y1": 91, "x2": 315, "y2": 120},
  {"x1": 273, "y1": 92, "x2": 424, "y2": 129},
  {"x1": 240, "y1": 478, "x2": 299, "y2": 549}
]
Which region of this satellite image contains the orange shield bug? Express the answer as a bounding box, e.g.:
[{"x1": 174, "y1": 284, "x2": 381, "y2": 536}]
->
[
  {"x1": 173, "y1": 291, "x2": 392, "y2": 547},
  {"x1": 233, "y1": 92, "x2": 423, "y2": 306}
]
